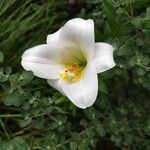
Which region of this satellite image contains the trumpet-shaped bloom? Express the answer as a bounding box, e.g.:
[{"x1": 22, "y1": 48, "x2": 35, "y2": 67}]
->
[{"x1": 21, "y1": 18, "x2": 116, "y2": 109}]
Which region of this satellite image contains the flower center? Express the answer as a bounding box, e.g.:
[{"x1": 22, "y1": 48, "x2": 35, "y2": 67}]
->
[{"x1": 60, "y1": 64, "x2": 85, "y2": 82}]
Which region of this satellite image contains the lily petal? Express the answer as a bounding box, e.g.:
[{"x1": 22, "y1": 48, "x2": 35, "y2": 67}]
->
[
  {"x1": 46, "y1": 28, "x2": 62, "y2": 44},
  {"x1": 61, "y1": 62, "x2": 98, "y2": 109},
  {"x1": 21, "y1": 44, "x2": 63, "y2": 79},
  {"x1": 94, "y1": 42, "x2": 116, "y2": 73},
  {"x1": 59, "y1": 18, "x2": 95, "y2": 61},
  {"x1": 47, "y1": 79, "x2": 65, "y2": 95}
]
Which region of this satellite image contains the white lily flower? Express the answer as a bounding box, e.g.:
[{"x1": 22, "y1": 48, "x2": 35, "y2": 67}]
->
[{"x1": 21, "y1": 18, "x2": 116, "y2": 109}]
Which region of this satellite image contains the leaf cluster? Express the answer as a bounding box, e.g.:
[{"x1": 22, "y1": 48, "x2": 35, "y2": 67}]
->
[{"x1": 0, "y1": 0, "x2": 150, "y2": 150}]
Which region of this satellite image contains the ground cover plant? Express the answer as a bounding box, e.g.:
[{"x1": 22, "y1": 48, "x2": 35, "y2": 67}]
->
[{"x1": 0, "y1": 0, "x2": 150, "y2": 149}]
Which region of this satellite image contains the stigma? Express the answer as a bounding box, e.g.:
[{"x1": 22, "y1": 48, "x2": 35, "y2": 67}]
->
[{"x1": 60, "y1": 64, "x2": 83, "y2": 82}]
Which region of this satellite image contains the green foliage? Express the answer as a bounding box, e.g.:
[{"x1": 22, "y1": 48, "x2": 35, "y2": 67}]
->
[
  {"x1": 3, "y1": 91, "x2": 25, "y2": 107},
  {"x1": 0, "y1": 0, "x2": 150, "y2": 150},
  {"x1": 0, "y1": 51, "x2": 4, "y2": 63},
  {"x1": 0, "y1": 137, "x2": 29, "y2": 150}
]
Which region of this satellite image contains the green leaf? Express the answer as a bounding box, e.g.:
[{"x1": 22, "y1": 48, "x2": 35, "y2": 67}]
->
[
  {"x1": 19, "y1": 117, "x2": 32, "y2": 127},
  {"x1": 32, "y1": 119, "x2": 45, "y2": 129},
  {"x1": 3, "y1": 91, "x2": 25, "y2": 107},
  {"x1": 9, "y1": 73, "x2": 19, "y2": 90},
  {"x1": 0, "y1": 67, "x2": 4, "y2": 73},
  {"x1": 137, "y1": 68, "x2": 145, "y2": 76},
  {"x1": 19, "y1": 71, "x2": 34, "y2": 85},
  {"x1": 0, "y1": 137, "x2": 29, "y2": 150},
  {"x1": 143, "y1": 8, "x2": 150, "y2": 29},
  {"x1": 55, "y1": 96, "x2": 67, "y2": 104},
  {"x1": 116, "y1": 8, "x2": 124, "y2": 15},
  {"x1": 146, "y1": 7, "x2": 150, "y2": 17},
  {"x1": 103, "y1": 0, "x2": 122, "y2": 35},
  {"x1": 96, "y1": 126, "x2": 106, "y2": 137},
  {"x1": 131, "y1": 17, "x2": 143, "y2": 28},
  {"x1": 136, "y1": 38, "x2": 144, "y2": 46},
  {"x1": 70, "y1": 141, "x2": 78, "y2": 150},
  {"x1": 99, "y1": 79, "x2": 108, "y2": 94},
  {"x1": 0, "y1": 73, "x2": 8, "y2": 82},
  {"x1": 5, "y1": 66, "x2": 12, "y2": 75},
  {"x1": 0, "y1": 51, "x2": 4, "y2": 63},
  {"x1": 11, "y1": 137, "x2": 29, "y2": 150}
]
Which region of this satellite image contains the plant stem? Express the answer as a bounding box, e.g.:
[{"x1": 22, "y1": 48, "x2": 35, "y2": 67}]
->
[
  {"x1": 129, "y1": 0, "x2": 133, "y2": 18},
  {"x1": 0, "y1": 114, "x2": 22, "y2": 118},
  {"x1": 0, "y1": 118, "x2": 10, "y2": 139}
]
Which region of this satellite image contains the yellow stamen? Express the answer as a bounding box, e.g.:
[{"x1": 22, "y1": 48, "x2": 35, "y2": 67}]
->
[{"x1": 60, "y1": 64, "x2": 84, "y2": 82}]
